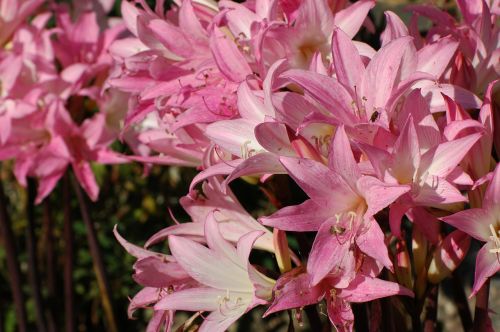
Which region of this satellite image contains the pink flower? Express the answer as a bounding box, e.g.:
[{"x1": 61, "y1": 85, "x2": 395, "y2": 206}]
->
[
  {"x1": 261, "y1": 126, "x2": 409, "y2": 283},
  {"x1": 264, "y1": 266, "x2": 413, "y2": 332},
  {"x1": 441, "y1": 163, "x2": 500, "y2": 296},
  {"x1": 154, "y1": 212, "x2": 275, "y2": 332},
  {"x1": 0, "y1": 0, "x2": 44, "y2": 46}
]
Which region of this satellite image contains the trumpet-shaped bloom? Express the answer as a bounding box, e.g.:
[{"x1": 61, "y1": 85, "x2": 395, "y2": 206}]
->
[
  {"x1": 441, "y1": 164, "x2": 500, "y2": 296},
  {"x1": 155, "y1": 212, "x2": 275, "y2": 332},
  {"x1": 360, "y1": 114, "x2": 482, "y2": 236},
  {"x1": 261, "y1": 126, "x2": 409, "y2": 283},
  {"x1": 264, "y1": 267, "x2": 413, "y2": 332}
]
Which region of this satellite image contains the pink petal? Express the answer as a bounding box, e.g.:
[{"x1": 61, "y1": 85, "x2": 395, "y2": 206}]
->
[
  {"x1": 210, "y1": 27, "x2": 252, "y2": 83},
  {"x1": 417, "y1": 36, "x2": 459, "y2": 78},
  {"x1": 236, "y1": 230, "x2": 265, "y2": 264},
  {"x1": 168, "y1": 235, "x2": 252, "y2": 291},
  {"x1": 339, "y1": 275, "x2": 414, "y2": 302},
  {"x1": 380, "y1": 11, "x2": 409, "y2": 47},
  {"x1": 356, "y1": 218, "x2": 393, "y2": 271},
  {"x1": 205, "y1": 119, "x2": 263, "y2": 158},
  {"x1": 280, "y1": 69, "x2": 358, "y2": 126},
  {"x1": 179, "y1": 0, "x2": 207, "y2": 43},
  {"x1": 155, "y1": 287, "x2": 228, "y2": 311},
  {"x1": 114, "y1": 225, "x2": 171, "y2": 260},
  {"x1": 128, "y1": 287, "x2": 162, "y2": 318},
  {"x1": 332, "y1": 0, "x2": 376, "y2": 38},
  {"x1": 254, "y1": 122, "x2": 295, "y2": 156},
  {"x1": 121, "y1": 0, "x2": 140, "y2": 36},
  {"x1": 189, "y1": 159, "x2": 243, "y2": 192},
  {"x1": 331, "y1": 28, "x2": 365, "y2": 97},
  {"x1": 483, "y1": 164, "x2": 500, "y2": 212},
  {"x1": 263, "y1": 269, "x2": 325, "y2": 316},
  {"x1": 146, "y1": 18, "x2": 193, "y2": 58},
  {"x1": 413, "y1": 175, "x2": 467, "y2": 207},
  {"x1": 441, "y1": 208, "x2": 493, "y2": 242},
  {"x1": 308, "y1": 218, "x2": 353, "y2": 285},
  {"x1": 421, "y1": 133, "x2": 482, "y2": 178},
  {"x1": 406, "y1": 207, "x2": 440, "y2": 244},
  {"x1": 204, "y1": 212, "x2": 240, "y2": 265},
  {"x1": 421, "y1": 84, "x2": 483, "y2": 112},
  {"x1": 329, "y1": 125, "x2": 361, "y2": 190},
  {"x1": 237, "y1": 81, "x2": 268, "y2": 122},
  {"x1": 389, "y1": 202, "x2": 411, "y2": 237},
  {"x1": 471, "y1": 242, "x2": 500, "y2": 297},
  {"x1": 199, "y1": 304, "x2": 247, "y2": 332},
  {"x1": 72, "y1": 161, "x2": 99, "y2": 201},
  {"x1": 35, "y1": 170, "x2": 65, "y2": 204},
  {"x1": 357, "y1": 176, "x2": 410, "y2": 218},
  {"x1": 260, "y1": 199, "x2": 332, "y2": 232},
  {"x1": 146, "y1": 311, "x2": 172, "y2": 332},
  {"x1": 360, "y1": 37, "x2": 415, "y2": 115},
  {"x1": 279, "y1": 156, "x2": 358, "y2": 208},
  {"x1": 224, "y1": 152, "x2": 286, "y2": 186},
  {"x1": 390, "y1": 116, "x2": 420, "y2": 184},
  {"x1": 133, "y1": 257, "x2": 190, "y2": 287},
  {"x1": 326, "y1": 296, "x2": 354, "y2": 331},
  {"x1": 272, "y1": 92, "x2": 313, "y2": 130}
]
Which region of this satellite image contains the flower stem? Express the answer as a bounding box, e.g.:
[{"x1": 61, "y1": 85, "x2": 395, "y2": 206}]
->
[
  {"x1": 63, "y1": 174, "x2": 75, "y2": 332},
  {"x1": 472, "y1": 280, "x2": 490, "y2": 332},
  {"x1": 0, "y1": 175, "x2": 27, "y2": 332},
  {"x1": 71, "y1": 173, "x2": 118, "y2": 332},
  {"x1": 423, "y1": 284, "x2": 438, "y2": 332},
  {"x1": 43, "y1": 198, "x2": 58, "y2": 332},
  {"x1": 26, "y1": 178, "x2": 48, "y2": 332},
  {"x1": 451, "y1": 272, "x2": 472, "y2": 332}
]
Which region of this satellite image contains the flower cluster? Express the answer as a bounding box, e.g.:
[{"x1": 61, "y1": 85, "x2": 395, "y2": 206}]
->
[
  {"x1": 0, "y1": 0, "x2": 128, "y2": 203},
  {"x1": 2, "y1": 0, "x2": 499, "y2": 331}
]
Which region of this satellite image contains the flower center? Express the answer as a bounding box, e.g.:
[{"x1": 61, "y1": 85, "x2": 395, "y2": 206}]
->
[
  {"x1": 217, "y1": 290, "x2": 245, "y2": 316},
  {"x1": 330, "y1": 211, "x2": 357, "y2": 239},
  {"x1": 489, "y1": 224, "x2": 500, "y2": 254}
]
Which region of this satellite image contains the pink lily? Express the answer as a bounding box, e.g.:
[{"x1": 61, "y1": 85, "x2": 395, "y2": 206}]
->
[
  {"x1": 114, "y1": 226, "x2": 196, "y2": 332},
  {"x1": 154, "y1": 212, "x2": 275, "y2": 332},
  {"x1": 261, "y1": 126, "x2": 409, "y2": 283},
  {"x1": 359, "y1": 114, "x2": 482, "y2": 235},
  {"x1": 264, "y1": 267, "x2": 413, "y2": 332},
  {"x1": 144, "y1": 177, "x2": 275, "y2": 253},
  {"x1": 441, "y1": 163, "x2": 500, "y2": 296},
  {"x1": 0, "y1": 0, "x2": 44, "y2": 46}
]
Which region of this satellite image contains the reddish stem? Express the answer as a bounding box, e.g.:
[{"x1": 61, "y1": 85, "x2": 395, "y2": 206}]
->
[
  {"x1": 472, "y1": 280, "x2": 490, "y2": 332},
  {"x1": 0, "y1": 176, "x2": 27, "y2": 332},
  {"x1": 26, "y1": 179, "x2": 48, "y2": 332},
  {"x1": 63, "y1": 174, "x2": 75, "y2": 332},
  {"x1": 71, "y1": 173, "x2": 118, "y2": 332}
]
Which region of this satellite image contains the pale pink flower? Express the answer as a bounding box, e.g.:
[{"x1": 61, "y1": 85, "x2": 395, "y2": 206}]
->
[
  {"x1": 154, "y1": 212, "x2": 275, "y2": 332},
  {"x1": 441, "y1": 163, "x2": 500, "y2": 296}
]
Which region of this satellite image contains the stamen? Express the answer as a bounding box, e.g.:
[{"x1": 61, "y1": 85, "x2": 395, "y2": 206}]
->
[
  {"x1": 489, "y1": 224, "x2": 500, "y2": 254},
  {"x1": 240, "y1": 140, "x2": 256, "y2": 159}
]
